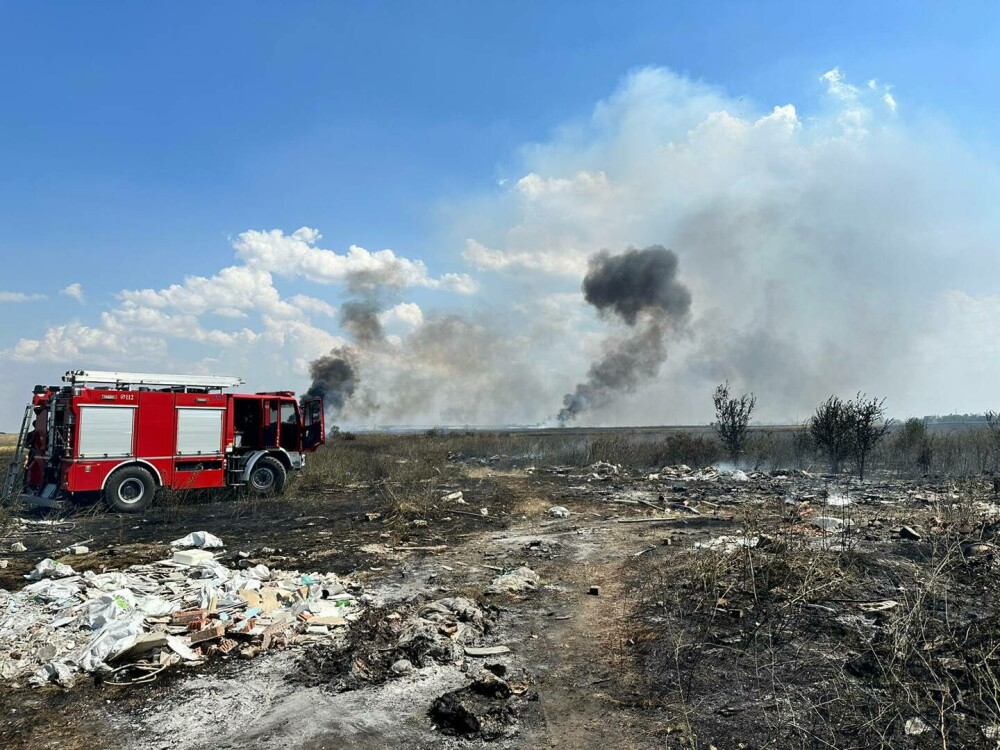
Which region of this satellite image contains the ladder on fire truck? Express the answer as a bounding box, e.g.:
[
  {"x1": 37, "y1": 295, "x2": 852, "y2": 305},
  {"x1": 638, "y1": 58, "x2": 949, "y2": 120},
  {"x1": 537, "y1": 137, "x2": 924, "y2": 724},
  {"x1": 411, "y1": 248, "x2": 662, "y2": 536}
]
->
[
  {"x1": 0, "y1": 403, "x2": 34, "y2": 506},
  {"x1": 62, "y1": 370, "x2": 245, "y2": 391}
]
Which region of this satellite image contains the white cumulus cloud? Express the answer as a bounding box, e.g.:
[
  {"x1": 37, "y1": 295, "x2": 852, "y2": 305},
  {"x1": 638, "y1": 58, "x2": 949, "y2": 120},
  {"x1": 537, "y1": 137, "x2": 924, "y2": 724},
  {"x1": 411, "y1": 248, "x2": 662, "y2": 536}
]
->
[
  {"x1": 0, "y1": 291, "x2": 45, "y2": 303},
  {"x1": 60, "y1": 283, "x2": 85, "y2": 303}
]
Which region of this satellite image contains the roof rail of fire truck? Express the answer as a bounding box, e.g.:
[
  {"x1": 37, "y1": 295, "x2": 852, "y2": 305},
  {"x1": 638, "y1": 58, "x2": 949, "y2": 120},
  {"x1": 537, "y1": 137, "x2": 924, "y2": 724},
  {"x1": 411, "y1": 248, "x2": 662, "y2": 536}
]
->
[{"x1": 62, "y1": 370, "x2": 245, "y2": 391}]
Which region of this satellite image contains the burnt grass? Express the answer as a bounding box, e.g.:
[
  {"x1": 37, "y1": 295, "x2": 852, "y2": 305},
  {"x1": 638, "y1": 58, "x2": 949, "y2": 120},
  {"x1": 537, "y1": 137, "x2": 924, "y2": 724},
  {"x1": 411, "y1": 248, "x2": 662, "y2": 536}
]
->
[
  {"x1": 6, "y1": 429, "x2": 1000, "y2": 748},
  {"x1": 625, "y1": 507, "x2": 1000, "y2": 749}
]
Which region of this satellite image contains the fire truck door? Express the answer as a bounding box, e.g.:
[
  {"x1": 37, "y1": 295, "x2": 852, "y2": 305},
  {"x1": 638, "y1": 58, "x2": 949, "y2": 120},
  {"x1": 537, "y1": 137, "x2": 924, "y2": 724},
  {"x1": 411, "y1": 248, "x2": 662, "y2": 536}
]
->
[
  {"x1": 302, "y1": 398, "x2": 325, "y2": 451},
  {"x1": 262, "y1": 399, "x2": 279, "y2": 448}
]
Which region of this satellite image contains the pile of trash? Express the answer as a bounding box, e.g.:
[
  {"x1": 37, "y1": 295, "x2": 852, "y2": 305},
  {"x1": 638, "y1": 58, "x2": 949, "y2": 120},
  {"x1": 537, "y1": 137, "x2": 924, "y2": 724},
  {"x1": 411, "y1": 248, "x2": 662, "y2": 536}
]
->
[
  {"x1": 430, "y1": 668, "x2": 525, "y2": 740},
  {"x1": 0, "y1": 531, "x2": 361, "y2": 688},
  {"x1": 648, "y1": 465, "x2": 718, "y2": 481},
  {"x1": 584, "y1": 461, "x2": 622, "y2": 481},
  {"x1": 647, "y1": 465, "x2": 754, "y2": 482}
]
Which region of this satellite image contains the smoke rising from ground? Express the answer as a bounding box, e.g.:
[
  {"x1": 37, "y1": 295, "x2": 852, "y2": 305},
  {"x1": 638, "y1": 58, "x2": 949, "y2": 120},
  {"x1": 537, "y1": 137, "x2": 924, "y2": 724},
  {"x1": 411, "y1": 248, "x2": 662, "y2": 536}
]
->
[
  {"x1": 303, "y1": 347, "x2": 358, "y2": 417},
  {"x1": 339, "y1": 300, "x2": 385, "y2": 346},
  {"x1": 559, "y1": 246, "x2": 691, "y2": 422}
]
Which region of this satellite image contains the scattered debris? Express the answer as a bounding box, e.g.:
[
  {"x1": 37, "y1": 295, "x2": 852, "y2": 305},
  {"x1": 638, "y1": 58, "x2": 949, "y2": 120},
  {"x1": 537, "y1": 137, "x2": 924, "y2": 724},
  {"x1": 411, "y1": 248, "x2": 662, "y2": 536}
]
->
[
  {"x1": 857, "y1": 600, "x2": 900, "y2": 615},
  {"x1": 694, "y1": 535, "x2": 759, "y2": 553},
  {"x1": 905, "y1": 717, "x2": 932, "y2": 736},
  {"x1": 484, "y1": 567, "x2": 539, "y2": 595},
  {"x1": 962, "y1": 542, "x2": 993, "y2": 558},
  {"x1": 465, "y1": 645, "x2": 511, "y2": 657},
  {"x1": 810, "y1": 517, "x2": 852, "y2": 533},
  {"x1": 390, "y1": 658, "x2": 414, "y2": 675}
]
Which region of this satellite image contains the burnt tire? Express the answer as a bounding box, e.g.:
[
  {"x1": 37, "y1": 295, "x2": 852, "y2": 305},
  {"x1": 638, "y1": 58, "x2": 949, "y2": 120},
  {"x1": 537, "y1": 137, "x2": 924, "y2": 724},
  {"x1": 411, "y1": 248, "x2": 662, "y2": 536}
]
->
[
  {"x1": 247, "y1": 456, "x2": 286, "y2": 497},
  {"x1": 105, "y1": 466, "x2": 156, "y2": 513}
]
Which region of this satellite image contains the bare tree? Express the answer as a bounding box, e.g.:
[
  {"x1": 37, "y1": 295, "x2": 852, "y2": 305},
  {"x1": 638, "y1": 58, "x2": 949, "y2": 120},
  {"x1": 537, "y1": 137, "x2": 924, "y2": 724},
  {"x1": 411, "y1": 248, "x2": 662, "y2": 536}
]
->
[
  {"x1": 895, "y1": 417, "x2": 932, "y2": 475},
  {"x1": 916, "y1": 435, "x2": 934, "y2": 475},
  {"x1": 850, "y1": 393, "x2": 892, "y2": 481},
  {"x1": 810, "y1": 396, "x2": 855, "y2": 474},
  {"x1": 712, "y1": 381, "x2": 756, "y2": 467}
]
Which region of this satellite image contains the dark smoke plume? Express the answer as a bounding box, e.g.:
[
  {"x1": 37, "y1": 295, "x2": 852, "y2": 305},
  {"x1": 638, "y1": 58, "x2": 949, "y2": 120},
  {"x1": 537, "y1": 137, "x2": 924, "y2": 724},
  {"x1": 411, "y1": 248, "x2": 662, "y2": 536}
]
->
[
  {"x1": 303, "y1": 347, "x2": 358, "y2": 417},
  {"x1": 583, "y1": 246, "x2": 691, "y2": 323},
  {"x1": 558, "y1": 245, "x2": 691, "y2": 423},
  {"x1": 303, "y1": 266, "x2": 399, "y2": 419},
  {"x1": 339, "y1": 300, "x2": 385, "y2": 346}
]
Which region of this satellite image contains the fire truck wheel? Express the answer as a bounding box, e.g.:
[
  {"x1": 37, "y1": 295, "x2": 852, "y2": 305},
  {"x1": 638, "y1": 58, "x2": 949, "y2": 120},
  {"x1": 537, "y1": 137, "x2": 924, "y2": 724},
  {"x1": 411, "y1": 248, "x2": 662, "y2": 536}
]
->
[
  {"x1": 248, "y1": 456, "x2": 286, "y2": 497},
  {"x1": 105, "y1": 466, "x2": 156, "y2": 513}
]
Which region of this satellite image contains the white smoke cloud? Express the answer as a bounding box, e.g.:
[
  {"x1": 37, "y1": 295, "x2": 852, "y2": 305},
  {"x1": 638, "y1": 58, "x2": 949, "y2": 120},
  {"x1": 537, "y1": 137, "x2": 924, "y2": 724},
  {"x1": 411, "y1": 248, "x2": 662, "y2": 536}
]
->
[
  {"x1": 3, "y1": 65, "x2": 998, "y2": 426},
  {"x1": 439, "y1": 66, "x2": 1000, "y2": 423}
]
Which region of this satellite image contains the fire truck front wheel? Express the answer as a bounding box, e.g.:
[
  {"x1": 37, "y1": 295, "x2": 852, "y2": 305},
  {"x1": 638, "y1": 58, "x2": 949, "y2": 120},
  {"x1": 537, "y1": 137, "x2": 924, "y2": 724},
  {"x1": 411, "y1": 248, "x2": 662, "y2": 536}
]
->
[
  {"x1": 105, "y1": 466, "x2": 156, "y2": 513},
  {"x1": 248, "y1": 456, "x2": 286, "y2": 497}
]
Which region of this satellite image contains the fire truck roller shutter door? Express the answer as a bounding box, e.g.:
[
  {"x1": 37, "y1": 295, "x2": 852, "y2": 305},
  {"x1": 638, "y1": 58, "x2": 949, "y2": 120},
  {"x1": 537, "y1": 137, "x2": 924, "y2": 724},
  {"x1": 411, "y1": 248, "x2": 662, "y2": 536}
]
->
[
  {"x1": 176, "y1": 408, "x2": 224, "y2": 456},
  {"x1": 78, "y1": 406, "x2": 136, "y2": 458}
]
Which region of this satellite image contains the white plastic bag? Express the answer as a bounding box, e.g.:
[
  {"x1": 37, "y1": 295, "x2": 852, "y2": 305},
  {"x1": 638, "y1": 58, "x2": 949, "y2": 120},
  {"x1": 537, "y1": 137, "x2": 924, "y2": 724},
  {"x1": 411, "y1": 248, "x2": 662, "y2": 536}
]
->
[
  {"x1": 171, "y1": 531, "x2": 224, "y2": 549},
  {"x1": 24, "y1": 558, "x2": 75, "y2": 581}
]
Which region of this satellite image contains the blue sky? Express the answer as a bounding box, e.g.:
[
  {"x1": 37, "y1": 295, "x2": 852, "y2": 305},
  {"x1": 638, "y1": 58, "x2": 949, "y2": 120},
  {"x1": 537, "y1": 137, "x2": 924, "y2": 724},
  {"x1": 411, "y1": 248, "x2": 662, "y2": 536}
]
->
[{"x1": 1, "y1": 2, "x2": 999, "y2": 427}]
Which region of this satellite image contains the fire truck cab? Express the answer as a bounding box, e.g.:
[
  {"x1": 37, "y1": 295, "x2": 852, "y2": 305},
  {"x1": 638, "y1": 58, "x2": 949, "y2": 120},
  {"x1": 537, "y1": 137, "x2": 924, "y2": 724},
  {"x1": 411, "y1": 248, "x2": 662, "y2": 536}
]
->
[{"x1": 2, "y1": 370, "x2": 325, "y2": 513}]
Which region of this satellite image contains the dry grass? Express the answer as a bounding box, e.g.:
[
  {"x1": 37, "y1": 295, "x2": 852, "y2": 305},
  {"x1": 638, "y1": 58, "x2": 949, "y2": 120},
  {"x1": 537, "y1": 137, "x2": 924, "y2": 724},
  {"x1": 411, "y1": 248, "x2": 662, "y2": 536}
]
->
[{"x1": 621, "y1": 489, "x2": 1000, "y2": 748}]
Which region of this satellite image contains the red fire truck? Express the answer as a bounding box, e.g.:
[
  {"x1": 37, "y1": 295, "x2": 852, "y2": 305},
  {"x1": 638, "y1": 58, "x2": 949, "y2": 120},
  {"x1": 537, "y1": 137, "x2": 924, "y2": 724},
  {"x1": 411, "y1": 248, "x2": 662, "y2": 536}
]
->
[{"x1": 1, "y1": 371, "x2": 325, "y2": 513}]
